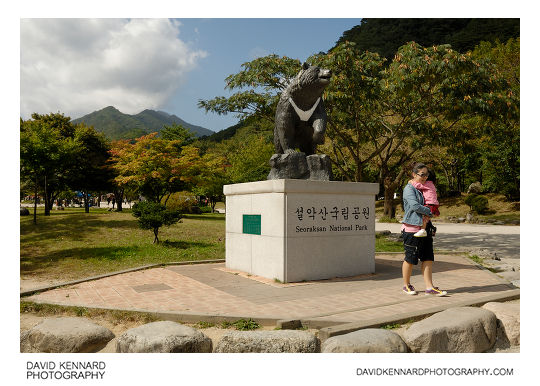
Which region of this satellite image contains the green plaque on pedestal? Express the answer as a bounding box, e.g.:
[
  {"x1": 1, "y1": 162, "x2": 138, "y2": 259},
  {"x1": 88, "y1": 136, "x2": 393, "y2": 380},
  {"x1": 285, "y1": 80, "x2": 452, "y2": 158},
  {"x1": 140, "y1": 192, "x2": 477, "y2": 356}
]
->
[{"x1": 243, "y1": 214, "x2": 261, "y2": 235}]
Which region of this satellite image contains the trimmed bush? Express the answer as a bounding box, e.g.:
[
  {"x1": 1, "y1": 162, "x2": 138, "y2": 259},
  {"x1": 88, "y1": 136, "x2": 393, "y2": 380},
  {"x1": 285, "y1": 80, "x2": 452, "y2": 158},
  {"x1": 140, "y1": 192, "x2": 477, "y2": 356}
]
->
[
  {"x1": 465, "y1": 193, "x2": 489, "y2": 214},
  {"x1": 132, "y1": 201, "x2": 182, "y2": 243}
]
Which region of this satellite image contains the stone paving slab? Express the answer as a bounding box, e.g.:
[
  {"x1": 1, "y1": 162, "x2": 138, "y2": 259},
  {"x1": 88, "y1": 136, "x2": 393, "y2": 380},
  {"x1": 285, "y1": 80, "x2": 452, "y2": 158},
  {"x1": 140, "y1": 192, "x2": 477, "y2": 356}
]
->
[{"x1": 25, "y1": 254, "x2": 518, "y2": 328}]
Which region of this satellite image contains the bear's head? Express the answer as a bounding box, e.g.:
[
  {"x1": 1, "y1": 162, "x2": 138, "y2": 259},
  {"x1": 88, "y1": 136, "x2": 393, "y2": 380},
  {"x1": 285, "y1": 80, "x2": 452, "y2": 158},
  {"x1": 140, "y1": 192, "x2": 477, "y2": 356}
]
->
[
  {"x1": 289, "y1": 62, "x2": 332, "y2": 102},
  {"x1": 298, "y1": 62, "x2": 331, "y2": 85}
]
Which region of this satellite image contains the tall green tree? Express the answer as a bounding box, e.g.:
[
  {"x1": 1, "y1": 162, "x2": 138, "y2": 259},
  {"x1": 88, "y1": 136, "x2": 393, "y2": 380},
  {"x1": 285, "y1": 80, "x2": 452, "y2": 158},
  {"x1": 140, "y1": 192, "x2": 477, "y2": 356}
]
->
[
  {"x1": 375, "y1": 42, "x2": 516, "y2": 214},
  {"x1": 68, "y1": 124, "x2": 112, "y2": 213},
  {"x1": 20, "y1": 113, "x2": 77, "y2": 219},
  {"x1": 470, "y1": 38, "x2": 520, "y2": 199},
  {"x1": 315, "y1": 41, "x2": 517, "y2": 215}
]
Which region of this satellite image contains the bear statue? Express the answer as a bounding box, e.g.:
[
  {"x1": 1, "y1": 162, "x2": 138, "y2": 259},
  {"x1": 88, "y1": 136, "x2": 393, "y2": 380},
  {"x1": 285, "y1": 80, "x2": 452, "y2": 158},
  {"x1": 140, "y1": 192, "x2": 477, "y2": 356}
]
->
[
  {"x1": 273, "y1": 62, "x2": 331, "y2": 155},
  {"x1": 268, "y1": 62, "x2": 333, "y2": 181}
]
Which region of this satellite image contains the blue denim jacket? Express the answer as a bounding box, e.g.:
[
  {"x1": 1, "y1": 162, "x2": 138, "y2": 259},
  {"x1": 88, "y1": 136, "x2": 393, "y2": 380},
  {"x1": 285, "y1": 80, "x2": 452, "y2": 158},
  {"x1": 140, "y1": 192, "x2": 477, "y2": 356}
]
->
[{"x1": 402, "y1": 183, "x2": 432, "y2": 226}]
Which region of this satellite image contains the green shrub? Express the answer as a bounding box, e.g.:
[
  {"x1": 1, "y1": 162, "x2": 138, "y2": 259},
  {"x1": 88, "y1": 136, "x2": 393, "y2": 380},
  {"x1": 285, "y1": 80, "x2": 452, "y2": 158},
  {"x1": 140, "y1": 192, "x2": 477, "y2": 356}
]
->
[
  {"x1": 233, "y1": 318, "x2": 260, "y2": 331},
  {"x1": 164, "y1": 192, "x2": 197, "y2": 213},
  {"x1": 132, "y1": 201, "x2": 182, "y2": 243},
  {"x1": 465, "y1": 193, "x2": 489, "y2": 214},
  {"x1": 464, "y1": 193, "x2": 478, "y2": 209}
]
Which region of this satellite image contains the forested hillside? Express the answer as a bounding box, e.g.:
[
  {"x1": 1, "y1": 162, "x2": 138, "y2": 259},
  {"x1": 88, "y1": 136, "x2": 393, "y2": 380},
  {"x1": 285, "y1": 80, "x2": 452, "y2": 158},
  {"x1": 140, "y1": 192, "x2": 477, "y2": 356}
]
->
[
  {"x1": 335, "y1": 19, "x2": 519, "y2": 59},
  {"x1": 72, "y1": 106, "x2": 214, "y2": 140}
]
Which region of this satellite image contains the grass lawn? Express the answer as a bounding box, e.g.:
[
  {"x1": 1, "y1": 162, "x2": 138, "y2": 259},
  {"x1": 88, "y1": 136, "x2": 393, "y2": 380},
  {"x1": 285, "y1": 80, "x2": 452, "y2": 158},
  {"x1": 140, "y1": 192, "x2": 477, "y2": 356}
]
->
[
  {"x1": 21, "y1": 208, "x2": 225, "y2": 282},
  {"x1": 375, "y1": 233, "x2": 403, "y2": 252},
  {"x1": 21, "y1": 206, "x2": 404, "y2": 282}
]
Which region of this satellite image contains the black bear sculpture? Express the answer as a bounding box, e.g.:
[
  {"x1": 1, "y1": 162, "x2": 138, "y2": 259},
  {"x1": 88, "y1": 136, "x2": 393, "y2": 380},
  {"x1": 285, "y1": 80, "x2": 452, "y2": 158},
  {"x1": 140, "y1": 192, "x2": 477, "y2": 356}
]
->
[
  {"x1": 273, "y1": 62, "x2": 331, "y2": 155},
  {"x1": 268, "y1": 62, "x2": 333, "y2": 181}
]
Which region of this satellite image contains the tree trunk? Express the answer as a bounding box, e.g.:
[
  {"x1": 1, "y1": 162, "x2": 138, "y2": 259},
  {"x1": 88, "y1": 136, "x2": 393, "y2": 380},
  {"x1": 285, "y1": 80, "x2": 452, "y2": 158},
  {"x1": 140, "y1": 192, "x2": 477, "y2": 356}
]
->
[
  {"x1": 49, "y1": 191, "x2": 58, "y2": 212},
  {"x1": 33, "y1": 175, "x2": 38, "y2": 225},
  {"x1": 383, "y1": 189, "x2": 395, "y2": 218},
  {"x1": 84, "y1": 191, "x2": 89, "y2": 213},
  {"x1": 114, "y1": 188, "x2": 124, "y2": 212},
  {"x1": 44, "y1": 175, "x2": 50, "y2": 216},
  {"x1": 381, "y1": 169, "x2": 407, "y2": 219},
  {"x1": 153, "y1": 228, "x2": 159, "y2": 244}
]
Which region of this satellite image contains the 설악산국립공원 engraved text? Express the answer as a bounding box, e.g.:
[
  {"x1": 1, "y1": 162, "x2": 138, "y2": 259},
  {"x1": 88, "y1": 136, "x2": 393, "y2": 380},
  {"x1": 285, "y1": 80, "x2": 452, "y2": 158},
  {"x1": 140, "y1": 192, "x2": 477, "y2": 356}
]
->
[
  {"x1": 295, "y1": 205, "x2": 370, "y2": 221},
  {"x1": 293, "y1": 205, "x2": 370, "y2": 233}
]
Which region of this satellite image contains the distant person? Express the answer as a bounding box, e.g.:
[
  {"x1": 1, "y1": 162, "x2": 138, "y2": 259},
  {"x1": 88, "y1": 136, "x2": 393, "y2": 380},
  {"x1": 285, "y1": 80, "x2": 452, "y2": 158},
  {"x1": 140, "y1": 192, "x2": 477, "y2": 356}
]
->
[
  {"x1": 409, "y1": 169, "x2": 440, "y2": 237},
  {"x1": 401, "y1": 162, "x2": 447, "y2": 297}
]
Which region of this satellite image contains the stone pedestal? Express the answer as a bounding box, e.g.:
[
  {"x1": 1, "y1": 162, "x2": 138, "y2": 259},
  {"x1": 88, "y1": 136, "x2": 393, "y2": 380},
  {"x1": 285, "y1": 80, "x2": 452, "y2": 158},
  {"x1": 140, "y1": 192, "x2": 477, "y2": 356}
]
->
[
  {"x1": 267, "y1": 153, "x2": 332, "y2": 181},
  {"x1": 224, "y1": 179, "x2": 379, "y2": 283}
]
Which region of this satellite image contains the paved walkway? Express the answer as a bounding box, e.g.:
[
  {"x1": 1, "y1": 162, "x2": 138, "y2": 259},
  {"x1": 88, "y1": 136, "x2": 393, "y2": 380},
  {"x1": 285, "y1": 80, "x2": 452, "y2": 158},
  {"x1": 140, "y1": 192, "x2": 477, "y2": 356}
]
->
[
  {"x1": 26, "y1": 253, "x2": 518, "y2": 328},
  {"x1": 376, "y1": 222, "x2": 520, "y2": 259}
]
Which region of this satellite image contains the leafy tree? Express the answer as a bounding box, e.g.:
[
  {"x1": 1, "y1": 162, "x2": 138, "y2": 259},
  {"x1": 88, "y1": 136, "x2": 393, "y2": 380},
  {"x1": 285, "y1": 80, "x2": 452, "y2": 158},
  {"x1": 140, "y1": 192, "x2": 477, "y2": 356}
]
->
[
  {"x1": 20, "y1": 118, "x2": 59, "y2": 223},
  {"x1": 376, "y1": 42, "x2": 506, "y2": 214},
  {"x1": 20, "y1": 113, "x2": 77, "y2": 219},
  {"x1": 324, "y1": 42, "x2": 515, "y2": 215},
  {"x1": 160, "y1": 123, "x2": 196, "y2": 145},
  {"x1": 191, "y1": 150, "x2": 228, "y2": 212},
  {"x1": 109, "y1": 133, "x2": 200, "y2": 204},
  {"x1": 310, "y1": 42, "x2": 388, "y2": 182},
  {"x1": 198, "y1": 55, "x2": 301, "y2": 124},
  {"x1": 198, "y1": 41, "x2": 517, "y2": 218},
  {"x1": 132, "y1": 201, "x2": 182, "y2": 243},
  {"x1": 67, "y1": 124, "x2": 112, "y2": 213},
  {"x1": 470, "y1": 38, "x2": 520, "y2": 199},
  {"x1": 221, "y1": 124, "x2": 274, "y2": 183}
]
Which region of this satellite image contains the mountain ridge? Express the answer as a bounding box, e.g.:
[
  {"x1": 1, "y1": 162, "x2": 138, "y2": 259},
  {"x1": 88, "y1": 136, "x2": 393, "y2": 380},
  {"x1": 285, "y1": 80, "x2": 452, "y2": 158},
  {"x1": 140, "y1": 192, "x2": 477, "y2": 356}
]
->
[{"x1": 72, "y1": 106, "x2": 214, "y2": 140}]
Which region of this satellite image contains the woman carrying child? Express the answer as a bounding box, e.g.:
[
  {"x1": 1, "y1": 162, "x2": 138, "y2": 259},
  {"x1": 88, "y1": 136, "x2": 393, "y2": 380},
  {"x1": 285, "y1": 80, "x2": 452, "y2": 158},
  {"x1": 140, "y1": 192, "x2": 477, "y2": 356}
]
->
[
  {"x1": 401, "y1": 163, "x2": 447, "y2": 296},
  {"x1": 410, "y1": 169, "x2": 440, "y2": 237}
]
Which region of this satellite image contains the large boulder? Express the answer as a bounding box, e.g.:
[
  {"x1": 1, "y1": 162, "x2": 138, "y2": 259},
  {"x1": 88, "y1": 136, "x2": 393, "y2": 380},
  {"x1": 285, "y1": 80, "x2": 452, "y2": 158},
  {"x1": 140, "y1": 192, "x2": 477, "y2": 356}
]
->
[
  {"x1": 20, "y1": 317, "x2": 114, "y2": 353},
  {"x1": 214, "y1": 330, "x2": 319, "y2": 353},
  {"x1": 482, "y1": 302, "x2": 520, "y2": 347},
  {"x1": 322, "y1": 328, "x2": 408, "y2": 353},
  {"x1": 116, "y1": 321, "x2": 212, "y2": 353},
  {"x1": 467, "y1": 182, "x2": 483, "y2": 194},
  {"x1": 402, "y1": 307, "x2": 497, "y2": 353},
  {"x1": 20, "y1": 207, "x2": 30, "y2": 216}
]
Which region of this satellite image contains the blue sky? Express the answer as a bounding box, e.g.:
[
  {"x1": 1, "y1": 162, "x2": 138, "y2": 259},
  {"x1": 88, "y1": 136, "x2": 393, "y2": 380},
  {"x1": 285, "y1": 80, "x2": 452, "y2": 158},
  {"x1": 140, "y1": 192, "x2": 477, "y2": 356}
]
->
[
  {"x1": 163, "y1": 19, "x2": 361, "y2": 131},
  {"x1": 20, "y1": 18, "x2": 361, "y2": 133}
]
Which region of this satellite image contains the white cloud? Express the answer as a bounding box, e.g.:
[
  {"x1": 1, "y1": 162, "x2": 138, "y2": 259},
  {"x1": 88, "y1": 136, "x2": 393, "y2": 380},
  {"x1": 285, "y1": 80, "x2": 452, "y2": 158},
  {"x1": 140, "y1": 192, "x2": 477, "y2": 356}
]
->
[{"x1": 20, "y1": 18, "x2": 207, "y2": 119}]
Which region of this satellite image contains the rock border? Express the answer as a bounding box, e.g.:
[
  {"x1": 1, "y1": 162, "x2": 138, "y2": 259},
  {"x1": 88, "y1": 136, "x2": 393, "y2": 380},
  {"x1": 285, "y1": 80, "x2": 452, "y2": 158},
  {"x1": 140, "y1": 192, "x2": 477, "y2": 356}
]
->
[{"x1": 21, "y1": 300, "x2": 519, "y2": 353}]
